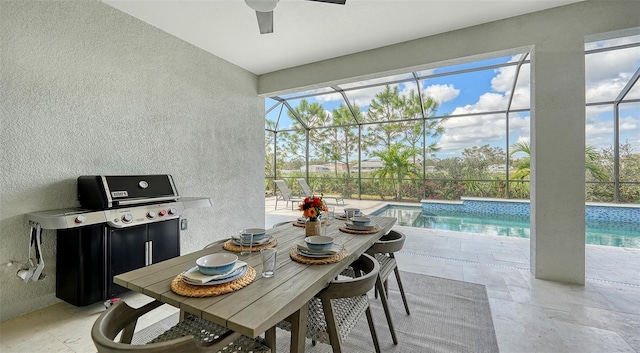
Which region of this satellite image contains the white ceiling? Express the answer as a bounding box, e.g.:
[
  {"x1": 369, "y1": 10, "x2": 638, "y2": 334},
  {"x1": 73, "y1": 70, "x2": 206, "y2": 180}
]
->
[{"x1": 103, "y1": 0, "x2": 582, "y2": 75}]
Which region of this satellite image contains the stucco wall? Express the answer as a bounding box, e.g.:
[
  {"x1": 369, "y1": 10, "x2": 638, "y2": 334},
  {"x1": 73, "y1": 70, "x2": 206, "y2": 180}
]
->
[{"x1": 0, "y1": 1, "x2": 264, "y2": 321}]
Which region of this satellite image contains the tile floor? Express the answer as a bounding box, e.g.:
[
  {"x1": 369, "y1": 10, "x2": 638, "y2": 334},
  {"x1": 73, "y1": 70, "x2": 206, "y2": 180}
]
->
[{"x1": 1, "y1": 198, "x2": 639, "y2": 352}]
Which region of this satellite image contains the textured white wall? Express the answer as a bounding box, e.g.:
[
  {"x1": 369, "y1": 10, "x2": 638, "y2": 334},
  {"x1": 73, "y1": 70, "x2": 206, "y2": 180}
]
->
[{"x1": 0, "y1": 1, "x2": 264, "y2": 320}]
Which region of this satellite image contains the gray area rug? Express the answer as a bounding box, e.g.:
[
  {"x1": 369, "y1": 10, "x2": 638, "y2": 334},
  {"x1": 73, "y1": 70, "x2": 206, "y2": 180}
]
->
[{"x1": 133, "y1": 271, "x2": 499, "y2": 352}]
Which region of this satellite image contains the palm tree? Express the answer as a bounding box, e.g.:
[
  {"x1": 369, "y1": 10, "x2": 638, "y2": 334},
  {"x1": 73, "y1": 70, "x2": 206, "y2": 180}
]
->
[
  {"x1": 373, "y1": 145, "x2": 420, "y2": 200},
  {"x1": 510, "y1": 141, "x2": 608, "y2": 181}
]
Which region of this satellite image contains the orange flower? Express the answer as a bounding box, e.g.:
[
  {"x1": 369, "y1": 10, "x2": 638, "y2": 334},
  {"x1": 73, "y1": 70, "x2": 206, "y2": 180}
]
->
[
  {"x1": 305, "y1": 208, "x2": 317, "y2": 219},
  {"x1": 299, "y1": 194, "x2": 325, "y2": 220}
]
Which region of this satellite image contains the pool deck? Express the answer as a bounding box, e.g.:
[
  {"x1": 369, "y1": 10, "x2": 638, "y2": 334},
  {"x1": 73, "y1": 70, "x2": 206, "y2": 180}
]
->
[
  {"x1": 266, "y1": 196, "x2": 640, "y2": 286},
  {"x1": 266, "y1": 196, "x2": 640, "y2": 352}
]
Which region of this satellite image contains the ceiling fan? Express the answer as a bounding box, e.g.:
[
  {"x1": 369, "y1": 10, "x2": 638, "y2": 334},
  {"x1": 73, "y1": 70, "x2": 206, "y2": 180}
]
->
[{"x1": 245, "y1": 0, "x2": 346, "y2": 34}]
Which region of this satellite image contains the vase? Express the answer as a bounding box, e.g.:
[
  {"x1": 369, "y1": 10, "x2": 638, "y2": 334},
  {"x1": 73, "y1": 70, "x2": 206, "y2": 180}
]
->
[{"x1": 305, "y1": 218, "x2": 321, "y2": 236}]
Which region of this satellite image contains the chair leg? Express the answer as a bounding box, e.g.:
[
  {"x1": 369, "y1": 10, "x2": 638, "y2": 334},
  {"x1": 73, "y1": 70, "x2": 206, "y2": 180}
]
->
[
  {"x1": 376, "y1": 278, "x2": 398, "y2": 345},
  {"x1": 394, "y1": 267, "x2": 410, "y2": 315},
  {"x1": 365, "y1": 306, "x2": 381, "y2": 353}
]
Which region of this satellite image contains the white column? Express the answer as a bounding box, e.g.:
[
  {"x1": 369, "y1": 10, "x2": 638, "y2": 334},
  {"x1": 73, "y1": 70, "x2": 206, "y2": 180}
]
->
[{"x1": 530, "y1": 36, "x2": 586, "y2": 284}]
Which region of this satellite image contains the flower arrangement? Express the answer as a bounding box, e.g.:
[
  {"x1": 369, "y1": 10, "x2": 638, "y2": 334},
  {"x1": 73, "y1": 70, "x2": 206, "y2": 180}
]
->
[{"x1": 299, "y1": 195, "x2": 327, "y2": 221}]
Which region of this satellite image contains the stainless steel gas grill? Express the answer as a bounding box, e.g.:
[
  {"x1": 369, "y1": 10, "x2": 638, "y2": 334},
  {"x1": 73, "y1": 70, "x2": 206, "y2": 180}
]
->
[{"x1": 25, "y1": 175, "x2": 211, "y2": 306}]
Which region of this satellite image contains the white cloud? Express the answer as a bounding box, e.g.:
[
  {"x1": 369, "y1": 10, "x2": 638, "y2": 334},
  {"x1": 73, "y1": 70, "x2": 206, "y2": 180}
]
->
[
  {"x1": 490, "y1": 65, "x2": 518, "y2": 93},
  {"x1": 341, "y1": 86, "x2": 384, "y2": 107},
  {"x1": 434, "y1": 55, "x2": 531, "y2": 155},
  {"x1": 423, "y1": 84, "x2": 459, "y2": 104},
  {"x1": 437, "y1": 113, "x2": 506, "y2": 152},
  {"x1": 313, "y1": 92, "x2": 344, "y2": 103},
  {"x1": 585, "y1": 38, "x2": 640, "y2": 102}
]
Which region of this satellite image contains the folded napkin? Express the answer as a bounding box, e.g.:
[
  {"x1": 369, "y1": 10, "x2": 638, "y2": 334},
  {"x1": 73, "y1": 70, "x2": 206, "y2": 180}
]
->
[
  {"x1": 183, "y1": 261, "x2": 247, "y2": 284},
  {"x1": 297, "y1": 243, "x2": 342, "y2": 255}
]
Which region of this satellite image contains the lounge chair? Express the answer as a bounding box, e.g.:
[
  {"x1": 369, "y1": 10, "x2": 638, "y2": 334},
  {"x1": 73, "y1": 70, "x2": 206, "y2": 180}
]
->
[
  {"x1": 296, "y1": 178, "x2": 344, "y2": 206},
  {"x1": 273, "y1": 180, "x2": 303, "y2": 210}
]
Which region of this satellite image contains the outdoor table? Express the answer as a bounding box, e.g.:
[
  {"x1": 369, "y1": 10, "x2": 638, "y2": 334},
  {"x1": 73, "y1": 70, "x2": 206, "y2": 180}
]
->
[{"x1": 114, "y1": 216, "x2": 397, "y2": 352}]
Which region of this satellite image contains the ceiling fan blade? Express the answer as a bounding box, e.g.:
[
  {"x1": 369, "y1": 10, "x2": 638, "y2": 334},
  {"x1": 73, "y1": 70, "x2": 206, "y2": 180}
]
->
[
  {"x1": 255, "y1": 11, "x2": 273, "y2": 34},
  {"x1": 307, "y1": 0, "x2": 346, "y2": 4}
]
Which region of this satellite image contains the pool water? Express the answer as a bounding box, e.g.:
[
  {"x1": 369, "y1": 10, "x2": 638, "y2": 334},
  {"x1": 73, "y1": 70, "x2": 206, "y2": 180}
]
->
[{"x1": 371, "y1": 205, "x2": 640, "y2": 248}]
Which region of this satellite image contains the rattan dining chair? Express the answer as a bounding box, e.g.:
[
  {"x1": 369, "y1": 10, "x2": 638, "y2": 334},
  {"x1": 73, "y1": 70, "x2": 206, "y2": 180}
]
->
[
  {"x1": 91, "y1": 300, "x2": 270, "y2": 353},
  {"x1": 365, "y1": 229, "x2": 411, "y2": 345},
  {"x1": 277, "y1": 253, "x2": 381, "y2": 353}
]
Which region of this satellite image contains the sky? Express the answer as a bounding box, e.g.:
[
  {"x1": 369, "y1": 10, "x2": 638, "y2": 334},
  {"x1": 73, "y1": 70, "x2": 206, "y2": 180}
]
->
[{"x1": 266, "y1": 34, "x2": 640, "y2": 161}]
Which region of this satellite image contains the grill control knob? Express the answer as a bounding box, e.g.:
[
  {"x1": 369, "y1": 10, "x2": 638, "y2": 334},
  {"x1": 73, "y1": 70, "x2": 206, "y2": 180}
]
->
[
  {"x1": 159, "y1": 210, "x2": 167, "y2": 217},
  {"x1": 168, "y1": 208, "x2": 178, "y2": 215},
  {"x1": 122, "y1": 214, "x2": 133, "y2": 223},
  {"x1": 74, "y1": 215, "x2": 87, "y2": 224},
  {"x1": 147, "y1": 211, "x2": 157, "y2": 219}
]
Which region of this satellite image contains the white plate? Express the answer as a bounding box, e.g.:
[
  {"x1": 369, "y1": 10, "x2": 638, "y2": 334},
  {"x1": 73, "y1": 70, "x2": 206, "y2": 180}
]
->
[
  {"x1": 344, "y1": 222, "x2": 375, "y2": 231},
  {"x1": 231, "y1": 235, "x2": 274, "y2": 246},
  {"x1": 338, "y1": 212, "x2": 364, "y2": 218},
  {"x1": 182, "y1": 265, "x2": 247, "y2": 286},
  {"x1": 297, "y1": 249, "x2": 336, "y2": 258},
  {"x1": 297, "y1": 244, "x2": 343, "y2": 258}
]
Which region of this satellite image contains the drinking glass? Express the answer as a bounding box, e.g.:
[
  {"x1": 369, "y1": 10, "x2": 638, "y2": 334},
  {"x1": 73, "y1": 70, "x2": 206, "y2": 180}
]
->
[
  {"x1": 345, "y1": 209, "x2": 354, "y2": 220},
  {"x1": 327, "y1": 207, "x2": 335, "y2": 220},
  {"x1": 239, "y1": 232, "x2": 253, "y2": 255},
  {"x1": 322, "y1": 221, "x2": 328, "y2": 237},
  {"x1": 260, "y1": 248, "x2": 277, "y2": 278}
]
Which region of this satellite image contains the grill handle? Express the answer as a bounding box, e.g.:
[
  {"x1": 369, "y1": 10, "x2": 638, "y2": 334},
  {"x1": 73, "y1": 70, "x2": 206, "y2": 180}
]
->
[{"x1": 114, "y1": 196, "x2": 179, "y2": 207}]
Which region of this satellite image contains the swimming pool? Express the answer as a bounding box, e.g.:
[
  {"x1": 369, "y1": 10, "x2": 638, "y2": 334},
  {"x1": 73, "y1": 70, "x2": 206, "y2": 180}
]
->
[{"x1": 370, "y1": 205, "x2": 640, "y2": 248}]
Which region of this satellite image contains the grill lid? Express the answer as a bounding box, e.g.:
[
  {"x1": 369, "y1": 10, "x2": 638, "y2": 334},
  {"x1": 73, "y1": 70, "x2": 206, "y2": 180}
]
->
[{"x1": 78, "y1": 175, "x2": 179, "y2": 209}]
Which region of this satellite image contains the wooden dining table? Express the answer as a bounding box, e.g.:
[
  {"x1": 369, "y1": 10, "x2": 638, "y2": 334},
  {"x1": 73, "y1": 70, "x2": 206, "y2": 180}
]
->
[{"x1": 114, "y1": 216, "x2": 397, "y2": 352}]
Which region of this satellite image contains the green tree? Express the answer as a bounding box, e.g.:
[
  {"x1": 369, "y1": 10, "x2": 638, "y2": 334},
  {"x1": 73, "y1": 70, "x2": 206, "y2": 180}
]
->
[
  {"x1": 510, "y1": 141, "x2": 607, "y2": 181},
  {"x1": 510, "y1": 141, "x2": 531, "y2": 179},
  {"x1": 434, "y1": 157, "x2": 465, "y2": 179},
  {"x1": 318, "y1": 103, "x2": 360, "y2": 177},
  {"x1": 363, "y1": 85, "x2": 405, "y2": 151},
  {"x1": 283, "y1": 99, "x2": 330, "y2": 162},
  {"x1": 462, "y1": 145, "x2": 506, "y2": 178},
  {"x1": 372, "y1": 145, "x2": 420, "y2": 200},
  {"x1": 402, "y1": 89, "x2": 443, "y2": 164},
  {"x1": 265, "y1": 119, "x2": 276, "y2": 178}
]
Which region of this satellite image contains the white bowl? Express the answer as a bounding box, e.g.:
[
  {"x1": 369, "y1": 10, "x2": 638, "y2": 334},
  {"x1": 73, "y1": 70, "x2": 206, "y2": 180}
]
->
[
  {"x1": 196, "y1": 253, "x2": 238, "y2": 275},
  {"x1": 240, "y1": 227, "x2": 267, "y2": 240},
  {"x1": 351, "y1": 216, "x2": 371, "y2": 226},
  {"x1": 304, "y1": 236, "x2": 334, "y2": 251}
]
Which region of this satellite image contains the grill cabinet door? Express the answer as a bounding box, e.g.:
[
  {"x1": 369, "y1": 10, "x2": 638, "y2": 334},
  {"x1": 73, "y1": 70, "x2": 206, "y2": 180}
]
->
[{"x1": 148, "y1": 219, "x2": 180, "y2": 263}]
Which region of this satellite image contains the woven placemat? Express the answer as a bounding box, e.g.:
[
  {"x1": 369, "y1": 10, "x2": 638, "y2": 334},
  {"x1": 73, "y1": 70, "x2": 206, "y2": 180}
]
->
[
  {"x1": 289, "y1": 247, "x2": 348, "y2": 265},
  {"x1": 170, "y1": 267, "x2": 256, "y2": 297},
  {"x1": 338, "y1": 226, "x2": 381, "y2": 235},
  {"x1": 222, "y1": 238, "x2": 278, "y2": 252}
]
